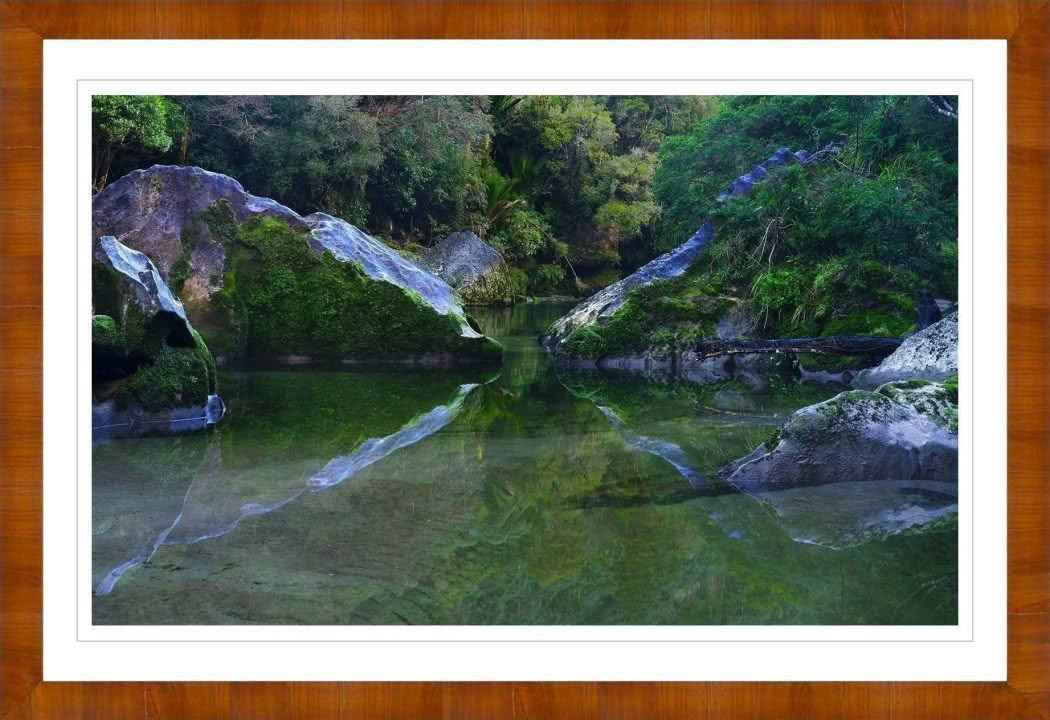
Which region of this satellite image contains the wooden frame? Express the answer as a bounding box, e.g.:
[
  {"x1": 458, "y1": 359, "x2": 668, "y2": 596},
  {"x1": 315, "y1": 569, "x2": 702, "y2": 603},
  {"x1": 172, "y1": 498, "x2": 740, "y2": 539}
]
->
[{"x1": 2, "y1": 2, "x2": 1046, "y2": 717}]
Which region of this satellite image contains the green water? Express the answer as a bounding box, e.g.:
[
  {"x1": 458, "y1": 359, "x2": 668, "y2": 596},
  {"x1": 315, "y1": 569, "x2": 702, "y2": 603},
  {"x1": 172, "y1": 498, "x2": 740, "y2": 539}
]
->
[{"x1": 92, "y1": 301, "x2": 957, "y2": 625}]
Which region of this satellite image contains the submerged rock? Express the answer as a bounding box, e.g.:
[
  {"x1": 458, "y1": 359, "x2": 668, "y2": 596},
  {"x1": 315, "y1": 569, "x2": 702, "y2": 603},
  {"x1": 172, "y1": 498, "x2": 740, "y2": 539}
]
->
[
  {"x1": 93, "y1": 165, "x2": 500, "y2": 364},
  {"x1": 92, "y1": 235, "x2": 223, "y2": 439},
  {"x1": 853, "y1": 311, "x2": 957, "y2": 389},
  {"x1": 725, "y1": 379, "x2": 957, "y2": 490}
]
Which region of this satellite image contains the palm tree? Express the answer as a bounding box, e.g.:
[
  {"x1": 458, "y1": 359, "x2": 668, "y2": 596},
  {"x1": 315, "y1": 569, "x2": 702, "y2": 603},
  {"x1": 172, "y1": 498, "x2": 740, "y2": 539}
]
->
[{"x1": 477, "y1": 169, "x2": 523, "y2": 239}]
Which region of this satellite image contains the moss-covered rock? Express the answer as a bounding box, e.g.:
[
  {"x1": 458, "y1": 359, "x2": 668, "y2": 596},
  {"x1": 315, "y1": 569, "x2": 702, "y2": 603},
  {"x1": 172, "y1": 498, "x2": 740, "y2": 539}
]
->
[
  {"x1": 853, "y1": 311, "x2": 957, "y2": 389},
  {"x1": 726, "y1": 376, "x2": 958, "y2": 490},
  {"x1": 92, "y1": 235, "x2": 222, "y2": 436},
  {"x1": 93, "y1": 165, "x2": 501, "y2": 365}
]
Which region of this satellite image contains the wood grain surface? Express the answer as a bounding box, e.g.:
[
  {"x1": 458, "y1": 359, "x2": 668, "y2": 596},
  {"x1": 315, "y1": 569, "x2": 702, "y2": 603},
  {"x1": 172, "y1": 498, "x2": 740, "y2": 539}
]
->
[{"x1": 2, "y1": 1, "x2": 1047, "y2": 717}]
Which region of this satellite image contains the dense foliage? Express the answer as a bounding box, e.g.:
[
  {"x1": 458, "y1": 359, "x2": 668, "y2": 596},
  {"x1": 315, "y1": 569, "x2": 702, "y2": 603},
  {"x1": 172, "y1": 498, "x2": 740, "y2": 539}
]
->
[
  {"x1": 95, "y1": 94, "x2": 719, "y2": 295},
  {"x1": 562, "y1": 95, "x2": 958, "y2": 354},
  {"x1": 95, "y1": 94, "x2": 957, "y2": 340}
]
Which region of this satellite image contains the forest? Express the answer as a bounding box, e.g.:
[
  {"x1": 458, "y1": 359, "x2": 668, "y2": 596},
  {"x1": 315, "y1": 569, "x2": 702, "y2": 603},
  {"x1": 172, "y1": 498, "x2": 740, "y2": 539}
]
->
[
  {"x1": 93, "y1": 94, "x2": 957, "y2": 325},
  {"x1": 92, "y1": 94, "x2": 961, "y2": 626}
]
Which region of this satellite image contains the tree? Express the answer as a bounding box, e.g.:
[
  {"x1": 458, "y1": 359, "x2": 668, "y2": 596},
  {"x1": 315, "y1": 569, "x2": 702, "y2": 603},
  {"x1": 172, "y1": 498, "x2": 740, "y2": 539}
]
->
[{"x1": 92, "y1": 95, "x2": 178, "y2": 191}]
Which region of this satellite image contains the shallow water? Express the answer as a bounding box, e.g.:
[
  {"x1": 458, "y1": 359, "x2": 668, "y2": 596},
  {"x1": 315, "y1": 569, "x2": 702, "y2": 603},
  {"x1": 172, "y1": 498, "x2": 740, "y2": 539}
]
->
[{"x1": 93, "y1": 301, "x2": 957, "y2": 625}]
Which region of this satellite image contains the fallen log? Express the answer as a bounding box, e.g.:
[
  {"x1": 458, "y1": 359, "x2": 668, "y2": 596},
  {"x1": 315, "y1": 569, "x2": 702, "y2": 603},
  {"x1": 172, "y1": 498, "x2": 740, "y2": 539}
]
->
[{"x1": 687, "y1": 335, "x2": 902, "y2": 360}]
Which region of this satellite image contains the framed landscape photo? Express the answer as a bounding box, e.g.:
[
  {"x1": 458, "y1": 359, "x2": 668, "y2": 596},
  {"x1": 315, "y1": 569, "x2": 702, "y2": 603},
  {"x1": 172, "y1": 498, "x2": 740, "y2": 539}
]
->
[{"x1": 2, "y1": 2, "x2": 1048, "y2": 718}]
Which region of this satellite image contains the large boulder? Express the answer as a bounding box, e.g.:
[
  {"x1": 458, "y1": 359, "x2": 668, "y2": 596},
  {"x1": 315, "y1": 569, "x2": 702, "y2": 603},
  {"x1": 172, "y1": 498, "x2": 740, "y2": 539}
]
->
[
  {"x1": 93, "y1": 165, "x2": 501, "y2": 365},
  {"x1": 725, "y1": 379, "x2": 958, "y2": 490},
  {"x1": 92, "y1": 235, "x2": 223, "y2": 438},
  {"x1": 852, "y1": 311, "x2": 957, "y2": 389}
]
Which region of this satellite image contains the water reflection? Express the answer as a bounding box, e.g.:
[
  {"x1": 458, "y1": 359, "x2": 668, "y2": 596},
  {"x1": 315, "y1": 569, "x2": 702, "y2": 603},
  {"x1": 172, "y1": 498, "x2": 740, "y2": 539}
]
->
[
  {"x1": 93, "y1": 301, "x2": 957, "y2": 625},
  {"x1": 94, "y1": 374, "x2": 485, "y2": 596}
]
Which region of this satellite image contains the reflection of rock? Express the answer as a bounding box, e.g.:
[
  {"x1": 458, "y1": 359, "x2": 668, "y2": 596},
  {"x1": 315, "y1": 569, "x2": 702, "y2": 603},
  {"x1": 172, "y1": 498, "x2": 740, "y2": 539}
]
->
[
  {"x1": 597, "y1": 406, "x2": 704, "y2": 489},
  {"x1": 559, "y1": 351, "x2": 793, "y2": 392},
  {"x1": 726, "y1": 380, "x2": 958, "y2": 491},
  {"x1": 746, "y1": 480, "x2": 957, "y2": 548},
  {"x1": 853, "y1": 312, "x2": 957, "y2": 389},
  {"x1": 94, "y1": 382, "x2": 480, "y2": 596}
]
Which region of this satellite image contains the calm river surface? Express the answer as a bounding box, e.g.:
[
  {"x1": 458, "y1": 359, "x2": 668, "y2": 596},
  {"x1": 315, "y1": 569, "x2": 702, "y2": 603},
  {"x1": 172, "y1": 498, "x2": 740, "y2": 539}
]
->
[{"x1": 93, "y1": 301, "x2": 957, "y2": 624}]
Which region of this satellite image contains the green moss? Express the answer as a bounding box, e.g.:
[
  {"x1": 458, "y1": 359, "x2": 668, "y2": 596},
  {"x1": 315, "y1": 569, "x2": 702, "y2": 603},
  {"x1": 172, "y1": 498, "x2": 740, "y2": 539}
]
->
[
  {"x1": 460, "y1": 263, "x2": 528, "y2": 306},
  {"x1": 765, "y1": 425, "x2": 782, "y2": 450},
  {"x1": 822, "y1": 309, "x2": 914, "y2": 338},
  {"x1": 92, "y1": 315, "x2": 119, "y2": 348},
  {"x1": 562, "y1": 287, "x2": 725, "y2": 358},
  {"x1": 799, "y1": 353, "x2": 873, "y2": 372},
  {"x1": 942, "y1": 373, "x2": 958, "y2": 404},
  {"x1": 208, "y1": 215, "x2": 497, "y2": 362},
  {"x1": 192, "y1": 328, "x2": 218, "y2": 394},
  {"x1": 120, "y1": 342, "x2": 212, "y2": 411},
  {"x1": 198, "y1": 198, "x2": 239, "y2": 247},
  {"x1": 169, "y1": 245, "x2": 191, "y2": 294}
]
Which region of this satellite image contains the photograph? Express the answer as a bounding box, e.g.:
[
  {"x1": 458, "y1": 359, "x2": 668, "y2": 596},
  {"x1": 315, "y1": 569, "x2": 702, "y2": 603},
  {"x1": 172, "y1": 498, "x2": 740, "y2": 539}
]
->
[{"x1": 90, "y1": 93, "x2": 959, "y2": 627}]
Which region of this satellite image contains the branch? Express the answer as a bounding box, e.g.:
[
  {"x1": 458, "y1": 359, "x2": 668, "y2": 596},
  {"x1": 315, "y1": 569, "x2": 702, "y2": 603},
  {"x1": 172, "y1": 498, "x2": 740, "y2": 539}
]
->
[{"x1": 924, "y1": 95, "x2": 958, "y2": 120}]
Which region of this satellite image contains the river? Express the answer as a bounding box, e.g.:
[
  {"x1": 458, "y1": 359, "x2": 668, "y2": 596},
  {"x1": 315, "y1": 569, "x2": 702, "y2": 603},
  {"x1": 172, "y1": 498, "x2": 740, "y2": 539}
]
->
[{"x1": 92, "y1": 301, "x2": 957, "y2": 625}]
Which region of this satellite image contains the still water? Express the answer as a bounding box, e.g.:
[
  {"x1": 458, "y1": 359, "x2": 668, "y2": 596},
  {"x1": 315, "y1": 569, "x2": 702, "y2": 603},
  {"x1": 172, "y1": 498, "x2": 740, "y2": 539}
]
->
[{"x1": 93, "y1": 302, "x2": 957, "y2": 625}]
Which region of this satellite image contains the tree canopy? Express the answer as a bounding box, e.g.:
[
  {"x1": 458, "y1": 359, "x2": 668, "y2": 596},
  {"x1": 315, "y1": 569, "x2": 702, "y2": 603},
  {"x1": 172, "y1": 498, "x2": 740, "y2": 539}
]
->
[{"x1": 93, "y1": 94, "x2": 957, "y2": 306}]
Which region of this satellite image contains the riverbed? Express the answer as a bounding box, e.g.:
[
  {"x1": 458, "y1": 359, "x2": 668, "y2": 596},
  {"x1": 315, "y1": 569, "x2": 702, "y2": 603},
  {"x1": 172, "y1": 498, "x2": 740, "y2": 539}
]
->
[{"x1": 92, "y1": 301, "x2": 957, "y2": 625}]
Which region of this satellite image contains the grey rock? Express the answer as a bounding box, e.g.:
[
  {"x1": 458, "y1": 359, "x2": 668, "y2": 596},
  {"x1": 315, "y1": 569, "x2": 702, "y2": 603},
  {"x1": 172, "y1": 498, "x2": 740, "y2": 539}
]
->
[
  {"x1": 726, "y1": 382, "x2": 958, "y2": 490},
  {"x1": 916, "y1": 295, "x2": 943, "y2": 331},
  {"x1": 421, "y1": 231, "x2": 505, "y2": 291},
  {"x1": 853, "y1": 311, "x2": 957, "y2": 389},
  {"x1": 93, "y1": 165, "x2": 478, "y2": 339},
  {"x1": 93, "y1": 235, "x2": 193, "y2": 345},
  {"x1": 92, "y1": 233, "x2": 224, "y2": 437},
  {"x1": 543, "y1": 220, "x2": 715, "y2": 348}
]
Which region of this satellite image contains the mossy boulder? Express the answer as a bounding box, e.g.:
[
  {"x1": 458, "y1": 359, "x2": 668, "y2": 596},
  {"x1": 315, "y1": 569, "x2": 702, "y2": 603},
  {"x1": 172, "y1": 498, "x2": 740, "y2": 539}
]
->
[
  {"x1": 93, "y1": 165, "x2": 501, "y2": 365},
  {"x1": 852, "y1": 311, "x2": 957, "y2": 389},
  {"x1": 420, "y1": 231, "x2": 522, "y2": 305},
  {"x1": 92, "y1": 235, "x2": 223, "y2": 437},
  {"x1": 725, "y1": 378, "x2": 958, "y2": 490}
]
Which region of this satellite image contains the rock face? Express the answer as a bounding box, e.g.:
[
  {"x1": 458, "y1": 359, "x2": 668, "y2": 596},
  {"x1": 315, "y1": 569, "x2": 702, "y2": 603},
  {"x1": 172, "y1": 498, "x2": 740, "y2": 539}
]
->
[
  {"x1": 92, "y1": 235, "x2": 224, "y2": 439},
  {"x1": 853, "y1": 311, "x2": 957, "y2": 389},
  {"x1": 421, "y1": 231, "x2": 523, "y2": 306},
  {"x1": 725, "y1": 380, "x2": 958, "y2": 490},
  {"x1": 93, "y1": 165, "x2": 500, "y2": 364},
  {"x1": 543, "y1": 220, "x2": 715, "y2": 349},
  {"x1": 93, "y1": 234, "x2": 194, "y2": 346},
  {"x1": 423, "y1": 231, "x2": 502, "y2": 289},
  {"x1": 543, "y1": 146, "x2": 819, "y2": 353}
]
